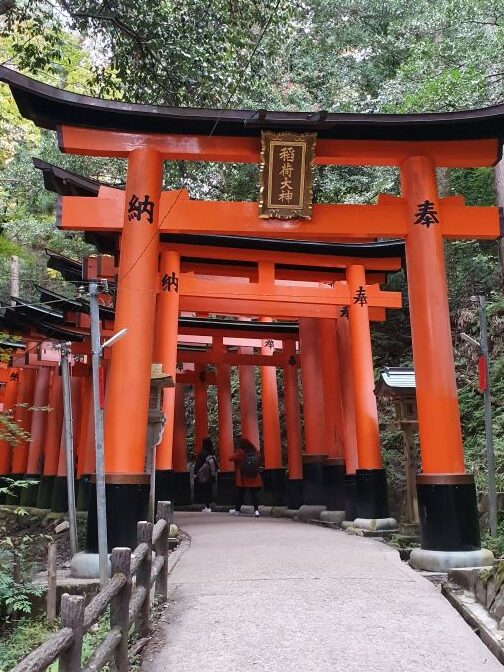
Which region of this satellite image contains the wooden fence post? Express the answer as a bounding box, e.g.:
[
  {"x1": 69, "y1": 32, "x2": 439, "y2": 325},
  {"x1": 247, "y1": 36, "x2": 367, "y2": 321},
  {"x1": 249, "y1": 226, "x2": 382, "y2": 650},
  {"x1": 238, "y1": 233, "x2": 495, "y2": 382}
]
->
[
  {"x1": 110, "y1": 547, "x2": 132, "y2": 672},
  {"x1": 136, "y1": 521, "x2": 153, "y2": 636},
  {"x1": 59, "y1": 593, "x2": 85, "y2": 672},
  {"x1": 155, "y1": 501, "x2": 171, "y2": 601},
  {"x1": 47, "y1": 541, "x2": 57, "y2": 622}
]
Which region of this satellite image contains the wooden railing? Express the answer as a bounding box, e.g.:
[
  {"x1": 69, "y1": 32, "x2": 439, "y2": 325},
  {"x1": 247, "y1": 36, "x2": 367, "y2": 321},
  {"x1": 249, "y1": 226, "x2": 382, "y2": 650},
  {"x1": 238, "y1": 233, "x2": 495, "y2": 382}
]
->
[{"x1": 11, "y1": 501, "x2": 173, "y2": 672}]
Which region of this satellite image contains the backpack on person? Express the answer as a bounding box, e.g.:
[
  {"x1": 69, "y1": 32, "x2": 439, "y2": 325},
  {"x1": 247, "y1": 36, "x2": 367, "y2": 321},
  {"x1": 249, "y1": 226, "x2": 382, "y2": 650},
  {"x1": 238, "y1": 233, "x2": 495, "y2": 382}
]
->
[
  {"x1": 241, "y1": 451, "x2": 260, "y2": 478},
  {"x1": 197, "y1": 455, "x2": 218, "y2": 484}
]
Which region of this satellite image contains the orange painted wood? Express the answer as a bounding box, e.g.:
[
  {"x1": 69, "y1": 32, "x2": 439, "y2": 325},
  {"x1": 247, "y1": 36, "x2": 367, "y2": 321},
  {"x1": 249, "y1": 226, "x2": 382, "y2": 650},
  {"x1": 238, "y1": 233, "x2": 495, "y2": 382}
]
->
[
  {"x1": 401, "y1": 156, "x2": 465, "y2": 475},
  {"x1": 172, "y1": 383, "x2": 188, "y2": 472},
  {"x1": 194, "y1": 365, "x2": 209, "y2": 453},
  {"x1": 260, "y1": 318, "x2": 282, "y2": 469},
  {"x1": 43, "y1": 371, "x2": 64, "y2": 477},
  {"x1": 238, "y1": 350, "x2": 260, "y2": 449},
  {"x1": 336, "y1": 317, "x2": 359, "y2": 474},
  {"x1": 0, "y1": 371, "x2": 19, "y2": 474},
  {"x1": 283, "y1": 341, "x2": 303, "y2": 480},
  {"x1": 319, "y1": 319, "x2": 345, "y2": 460},
  {"x1": 26, "y1": 367, "x2": 51, "y2": 475},
  {"x1": 104, "y1": 147, "x2": 162, "y2": 475},
  {"x1": 299, "y1": 318, "x2": 327, "y2": 457},
  {"x1": 215, "y1": 339, "x2": 234, "y2": 473},
  {"x1": 11, "y1": 368, "x2": 36, "y2": 474},
  {"x1": 60, "y1": 190, "x2": 499, "y2": 240},
  {"x1": 59, "y1": 126, "x2": 498, "y2": 167},
  {"x1": 153, "y1": 250, "x2": 181, "y2": 471},
  {"x1": 179, "y1": 275, "x2": 402, "y2": 308},
  {"x1": 347, "y1": 265, "x2": 382, "y2": 471}
]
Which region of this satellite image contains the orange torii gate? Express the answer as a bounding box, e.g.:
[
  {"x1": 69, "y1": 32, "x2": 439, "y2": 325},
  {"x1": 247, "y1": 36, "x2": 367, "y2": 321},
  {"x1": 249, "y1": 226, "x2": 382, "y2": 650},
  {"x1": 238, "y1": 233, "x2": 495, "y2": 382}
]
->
[{"x1": 2, "y1": 66, "x2": 501, "y2": 570}]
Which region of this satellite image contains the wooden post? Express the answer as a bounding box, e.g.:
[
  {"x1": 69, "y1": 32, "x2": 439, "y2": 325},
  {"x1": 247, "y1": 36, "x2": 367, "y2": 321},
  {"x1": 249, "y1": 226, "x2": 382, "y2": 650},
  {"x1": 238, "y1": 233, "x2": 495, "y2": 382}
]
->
[
  {"x1": 403, "y1": 424, "x2": 420, "y2": 524},
  {"x1": 47, "y1": 542, "x2": 57, "y2": 622},
  {"x1": 155, "y1": 501, "x2": 171, "y2": 602},
  {"x1": 59, "y1": 593, "x2": 85, "y2": 672},
  {"x1": 110, "y1": 547, "x2": 132, "y2": 672},
  {"x1": 136, "y1": 521, "x2": 153, "y2": 636}
]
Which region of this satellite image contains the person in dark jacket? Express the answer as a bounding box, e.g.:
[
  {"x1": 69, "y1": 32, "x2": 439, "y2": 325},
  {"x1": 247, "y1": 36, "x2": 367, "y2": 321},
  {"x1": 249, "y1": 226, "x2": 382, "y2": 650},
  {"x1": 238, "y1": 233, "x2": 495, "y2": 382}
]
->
[
  {"x1": 228, "y1": 437, "x2": 262, "y2": 517},
  {"x1": 194, "y1": 437, "x2": 219, "y2": 512}
]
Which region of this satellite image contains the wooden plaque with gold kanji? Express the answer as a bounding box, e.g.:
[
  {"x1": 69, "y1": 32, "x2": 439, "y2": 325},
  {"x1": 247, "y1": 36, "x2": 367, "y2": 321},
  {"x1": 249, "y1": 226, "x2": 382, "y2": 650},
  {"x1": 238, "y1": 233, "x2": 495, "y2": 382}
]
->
[{"x1": 259, "y1": 131, "x2": 316, "y2": 219}]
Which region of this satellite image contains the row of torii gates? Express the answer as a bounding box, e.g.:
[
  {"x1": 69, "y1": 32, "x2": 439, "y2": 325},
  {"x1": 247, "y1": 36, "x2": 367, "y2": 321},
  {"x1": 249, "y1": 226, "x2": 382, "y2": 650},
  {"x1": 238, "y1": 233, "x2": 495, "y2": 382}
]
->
[{"x1": 0, "y1": 66, "x2": 502, "y2": 570}]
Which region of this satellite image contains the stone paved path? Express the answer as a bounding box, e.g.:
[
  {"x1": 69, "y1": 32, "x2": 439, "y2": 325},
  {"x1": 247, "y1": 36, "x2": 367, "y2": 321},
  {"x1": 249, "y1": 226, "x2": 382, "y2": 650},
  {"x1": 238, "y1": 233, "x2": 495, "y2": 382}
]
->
[{"x1": 142, "y1": 512, "x2": 502, "y2": 672}]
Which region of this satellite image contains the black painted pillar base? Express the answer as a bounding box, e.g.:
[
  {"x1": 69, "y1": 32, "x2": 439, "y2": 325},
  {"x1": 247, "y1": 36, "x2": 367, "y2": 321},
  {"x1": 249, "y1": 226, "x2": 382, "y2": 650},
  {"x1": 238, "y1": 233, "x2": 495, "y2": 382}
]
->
[
  {"x1": 5, "y1": 474, "x2": 23, "y2": 505},
  {"x1": 19, "y1": 476, "x2": 40, "y2": 507},
  {"x1": 344, "y1": 474, "x2": 358, "y2": 521},
  {"x1": 51, "y1": 476, "x2": 68, "y2": 513},
  {"x1": 287, "y1": 479, "x2": 304, "y2": 510},
  {"x1": 323, "y1": 459, "x2": 346, "y2": 511},
  {"x1": 37, "y1": 475, "x2": 55, "y2": 509},
  {"x1": 302, "y1": 455, "x2": 327, "y2": 505},
  {"x1": 417, "y1": 474, "x2": 481, "y2": 551},
  {"x1": 261, "y1": 468, "x2": 286, "y2": 506},
  {"x1": 0, "y1": 474, "x2": 11, "y2": 504},
  {"x1": 173, "y1": 472, "x2": 191, "y2": 506},
  {"x1": 86, "y1": 479, "x2": 150, "y2": 552},
  {"x1": 155, "y1": 469, "x2": 175, "y2": 504},
  {"x1": 355, "y1": 468, "x2": 389, "y2": 519},
  {"x1": 216, "y1": 472, "x2": 237, "y2": 505},
  {"x1": 76, "y1": 475, "x2": 92, "y2": 512}
]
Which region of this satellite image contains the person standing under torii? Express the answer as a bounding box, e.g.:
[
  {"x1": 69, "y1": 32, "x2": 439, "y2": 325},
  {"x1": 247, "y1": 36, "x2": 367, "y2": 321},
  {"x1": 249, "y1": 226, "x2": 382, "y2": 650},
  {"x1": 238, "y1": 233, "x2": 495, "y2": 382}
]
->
[{"x1": 229, "y1": 437, "x2": 262, "y2": 517}]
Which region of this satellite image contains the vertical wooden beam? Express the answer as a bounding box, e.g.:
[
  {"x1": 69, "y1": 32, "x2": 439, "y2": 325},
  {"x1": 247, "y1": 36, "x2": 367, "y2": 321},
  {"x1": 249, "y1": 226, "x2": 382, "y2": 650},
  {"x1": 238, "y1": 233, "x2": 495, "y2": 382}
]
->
[
  {"x1": 110, "y1": 547, "x2": 132, "y2": 671},
  {"x1": 59, "y1": 593, "x2": 85, "y2": 672}
]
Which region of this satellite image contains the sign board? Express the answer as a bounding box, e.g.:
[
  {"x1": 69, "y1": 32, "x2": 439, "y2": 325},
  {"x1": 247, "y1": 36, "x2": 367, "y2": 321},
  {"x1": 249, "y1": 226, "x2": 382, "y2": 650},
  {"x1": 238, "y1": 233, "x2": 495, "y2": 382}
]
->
[{"x1": 259, "y1": 131, "x2": 316, "y2": 220}]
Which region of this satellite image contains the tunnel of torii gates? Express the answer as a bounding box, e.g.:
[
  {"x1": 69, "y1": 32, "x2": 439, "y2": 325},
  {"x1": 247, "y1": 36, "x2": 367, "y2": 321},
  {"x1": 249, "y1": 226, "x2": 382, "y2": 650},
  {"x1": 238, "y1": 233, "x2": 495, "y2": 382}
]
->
[{"x1": 1, "y1": 66, "x2": 503, "y2": 570}]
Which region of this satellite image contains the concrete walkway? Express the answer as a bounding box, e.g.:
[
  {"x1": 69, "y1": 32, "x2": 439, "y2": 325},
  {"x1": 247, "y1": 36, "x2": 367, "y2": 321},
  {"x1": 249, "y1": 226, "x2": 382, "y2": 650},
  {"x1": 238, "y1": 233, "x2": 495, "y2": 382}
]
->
[{"x1": 142, "y1": 513, "x2": 502, "y2": 672}]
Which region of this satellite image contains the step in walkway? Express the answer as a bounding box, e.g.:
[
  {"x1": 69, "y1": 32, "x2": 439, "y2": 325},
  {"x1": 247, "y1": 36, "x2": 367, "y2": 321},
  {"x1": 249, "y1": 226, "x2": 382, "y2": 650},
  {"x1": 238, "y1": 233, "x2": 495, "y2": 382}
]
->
[{"x1": 142, "y1": 513, "x2": 502, "y2": 672}]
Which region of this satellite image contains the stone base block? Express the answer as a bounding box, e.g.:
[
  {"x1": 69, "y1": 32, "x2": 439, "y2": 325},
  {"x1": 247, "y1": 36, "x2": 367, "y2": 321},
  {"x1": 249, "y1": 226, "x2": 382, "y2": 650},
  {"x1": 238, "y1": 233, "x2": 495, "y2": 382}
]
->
[
  {"x1": 410, "y1": 548, "x2": 494, "y2": 572},
  {"x1": 320, "y1": 510, "x2": 346, "y2": 525},
  {"x1": 70, "y1": 552, "x2": 110, "y2": 579},
  {"x1": 353, "y1": 517, "x2": 398, "y2": 531},
  {"x1": 298, "y1": 504, "x2": 326, "y2": 521},
  {"x1": 344, "y1": 474, "x2": 358, "y2": 521},
  {"x1": 5, "y1": 474, "x2": 23, "y2": 504}
]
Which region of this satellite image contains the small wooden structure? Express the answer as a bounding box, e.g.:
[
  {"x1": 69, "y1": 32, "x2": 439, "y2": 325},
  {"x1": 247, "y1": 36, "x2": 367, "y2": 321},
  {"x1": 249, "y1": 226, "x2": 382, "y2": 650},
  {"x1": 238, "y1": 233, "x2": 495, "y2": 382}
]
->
[{"x1": 376, "y1": 368, "x2": 419, "y2": 523}]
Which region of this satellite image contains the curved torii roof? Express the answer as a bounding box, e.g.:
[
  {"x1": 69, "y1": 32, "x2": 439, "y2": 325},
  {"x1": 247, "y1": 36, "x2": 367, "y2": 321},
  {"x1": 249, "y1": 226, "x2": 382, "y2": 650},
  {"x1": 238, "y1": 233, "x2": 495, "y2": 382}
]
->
[{"x1": 2, "y1": 66, "x2": 504, "y2": 148}]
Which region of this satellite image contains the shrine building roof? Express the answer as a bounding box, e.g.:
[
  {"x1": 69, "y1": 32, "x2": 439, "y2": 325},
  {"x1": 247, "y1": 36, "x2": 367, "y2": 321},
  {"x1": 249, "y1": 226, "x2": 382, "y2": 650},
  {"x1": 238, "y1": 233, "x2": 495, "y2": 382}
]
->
[{"x1": 3, "y1": 67, "x2": 504, "y2": 144}]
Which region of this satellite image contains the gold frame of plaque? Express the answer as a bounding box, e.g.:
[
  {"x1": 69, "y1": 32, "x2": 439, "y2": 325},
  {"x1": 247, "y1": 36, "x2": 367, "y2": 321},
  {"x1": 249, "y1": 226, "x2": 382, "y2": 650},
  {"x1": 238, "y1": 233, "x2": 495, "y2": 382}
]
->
[{"x1": 259, "y1": 131, "x2": 316, "y2": 219}]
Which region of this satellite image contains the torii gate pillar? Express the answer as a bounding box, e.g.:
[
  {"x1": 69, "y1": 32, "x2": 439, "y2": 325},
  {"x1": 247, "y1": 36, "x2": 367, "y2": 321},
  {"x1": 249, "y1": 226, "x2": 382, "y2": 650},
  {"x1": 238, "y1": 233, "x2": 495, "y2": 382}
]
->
[
  {"x1": 347, "y1": 265, "x2": 394, "y2": 529},
  {"x1": 0, "y1": 370, "x2": 19, "y2": 504},
  {"x1": 283, "y1": 341, "x2": 303, "y2": 509},
  {"x1": 402, "y1": 156, "x2": 492, "y2": 569}
]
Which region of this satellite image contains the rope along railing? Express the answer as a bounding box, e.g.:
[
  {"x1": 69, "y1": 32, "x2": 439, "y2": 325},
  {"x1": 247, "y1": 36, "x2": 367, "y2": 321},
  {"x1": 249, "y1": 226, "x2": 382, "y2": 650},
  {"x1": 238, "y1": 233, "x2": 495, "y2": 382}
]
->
[{"x1": 11, "y1": 501, "x2": 173, "y2": 672}]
